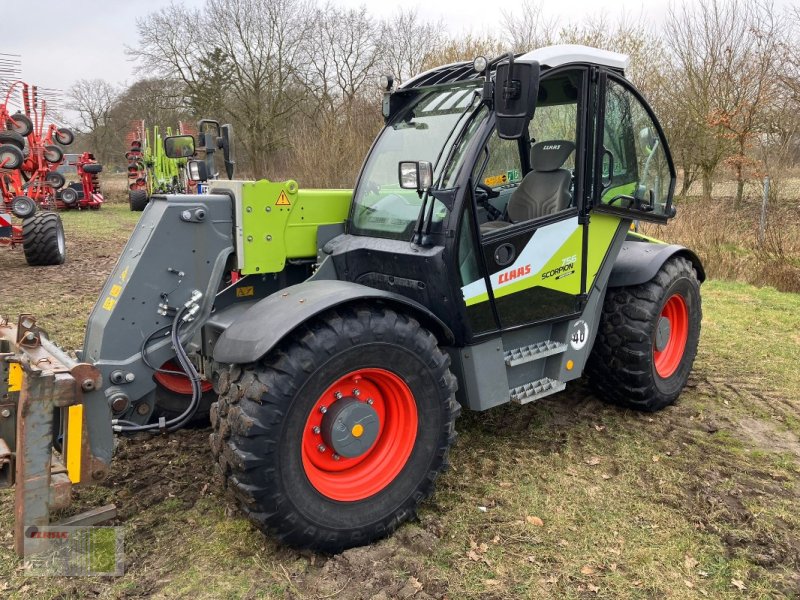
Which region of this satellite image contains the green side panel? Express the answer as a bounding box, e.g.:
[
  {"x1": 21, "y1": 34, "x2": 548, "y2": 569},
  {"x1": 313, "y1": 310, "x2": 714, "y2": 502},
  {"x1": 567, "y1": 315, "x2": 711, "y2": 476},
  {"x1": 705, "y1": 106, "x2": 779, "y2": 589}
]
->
[
  {"x1": 600, "y1": 181, "x2": 636, "y2": 204},
  {"x1": 586, "y1": 212, "x2": 624, "y2": 288},
  {"x1": 240, "y1": 179, "x2": 352, "y2": 274},
  {"x1": 627, "y1": 229, "x2": 665, "y2": 244}
]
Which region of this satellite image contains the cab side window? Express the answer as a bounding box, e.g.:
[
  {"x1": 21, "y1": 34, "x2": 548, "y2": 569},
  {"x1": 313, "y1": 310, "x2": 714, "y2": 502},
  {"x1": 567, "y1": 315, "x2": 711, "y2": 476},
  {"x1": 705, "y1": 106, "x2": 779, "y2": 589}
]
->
[{"x1": 600, "y1": 79, "x2": 674, "y2": 217}]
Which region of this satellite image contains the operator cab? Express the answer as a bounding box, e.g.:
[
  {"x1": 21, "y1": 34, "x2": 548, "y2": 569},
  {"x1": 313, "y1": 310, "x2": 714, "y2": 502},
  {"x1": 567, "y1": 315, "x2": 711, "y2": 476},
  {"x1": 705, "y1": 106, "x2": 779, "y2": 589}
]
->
[{"x1": 336, "y1": 45, "x2": 676, "y2": 345}]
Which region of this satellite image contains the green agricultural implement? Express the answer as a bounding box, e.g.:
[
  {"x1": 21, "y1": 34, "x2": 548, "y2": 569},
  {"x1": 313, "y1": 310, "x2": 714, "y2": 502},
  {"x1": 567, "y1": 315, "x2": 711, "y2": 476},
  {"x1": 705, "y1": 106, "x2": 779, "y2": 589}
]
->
[
  {"x1": 2, "y1": 46, "x2": 703, "y2": 557},
  {"x1": 126, "y1": 121, "x2": 195, "y2": 211}
]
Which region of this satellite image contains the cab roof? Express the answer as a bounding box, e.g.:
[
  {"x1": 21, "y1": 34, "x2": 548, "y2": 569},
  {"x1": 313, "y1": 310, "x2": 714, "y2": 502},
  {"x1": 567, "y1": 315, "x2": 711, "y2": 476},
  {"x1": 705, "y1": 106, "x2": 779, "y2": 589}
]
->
[{"x1": 400, "y1": 45, "x2": 629, "y2": 90}]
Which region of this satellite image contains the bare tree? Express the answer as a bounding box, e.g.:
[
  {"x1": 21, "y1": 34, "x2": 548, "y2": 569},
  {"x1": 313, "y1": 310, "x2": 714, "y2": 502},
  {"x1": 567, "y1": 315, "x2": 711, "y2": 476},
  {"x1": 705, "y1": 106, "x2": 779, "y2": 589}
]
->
[
  {"x1": 67, "y1": 78, "x2": 119, "y2": 165},
  {"x1": 377, "y1": 9, "x2": 445, "y2": 84},
  {"x1": 501, "y1": 1, "x2": 558, "y2": 52}
]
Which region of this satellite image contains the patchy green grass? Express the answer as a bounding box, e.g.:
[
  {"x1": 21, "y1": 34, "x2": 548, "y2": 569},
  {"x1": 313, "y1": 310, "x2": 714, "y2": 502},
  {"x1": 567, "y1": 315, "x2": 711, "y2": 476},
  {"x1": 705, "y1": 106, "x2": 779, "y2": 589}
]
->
[{"x1": 1, "y1": 199, "x2": 799, "y2": 599}]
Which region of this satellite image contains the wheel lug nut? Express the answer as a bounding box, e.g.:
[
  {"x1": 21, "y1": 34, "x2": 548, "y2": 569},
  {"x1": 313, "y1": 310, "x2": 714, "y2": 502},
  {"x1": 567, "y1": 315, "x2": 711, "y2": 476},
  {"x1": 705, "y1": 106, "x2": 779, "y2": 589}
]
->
[
  {"x1": 352, "y1": 388, "x2": 360, "y2": 397},
  {"x1": 366, "y1": 398, "x2": 374, "y2": 405},
  {"x1": 312, "y1": 426, "x2": 320, "y2": 434},
  {"x1": 334, "y1": 391, "x2": 342, "y2": 400},
  {"x1": 317, "y1": 444, "x2": 326, "y2": 452},
  {"x1": 319, "y1": 405, "x2": 327, "y2": 414},
  {"x1": 333, "y1": 453, "x2": 340, "y2": 461}
]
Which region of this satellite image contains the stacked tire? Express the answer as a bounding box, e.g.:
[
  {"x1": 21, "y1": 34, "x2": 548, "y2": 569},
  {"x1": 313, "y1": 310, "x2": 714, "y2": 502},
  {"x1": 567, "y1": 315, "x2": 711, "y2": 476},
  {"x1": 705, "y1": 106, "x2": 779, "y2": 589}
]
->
[{"x1": 22, "y1": 211, "x2": 66, "y2": 266}]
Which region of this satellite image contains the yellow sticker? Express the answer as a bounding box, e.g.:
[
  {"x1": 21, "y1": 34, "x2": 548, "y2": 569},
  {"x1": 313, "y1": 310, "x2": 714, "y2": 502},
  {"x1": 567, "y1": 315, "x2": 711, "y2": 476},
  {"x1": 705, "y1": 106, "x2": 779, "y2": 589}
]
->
[
  {"x1": 484, "y1": 174, "x2": 508, "y2": 187},
  {"x1": 102, "y1": 297, "x2": 116, "y2": 311},
  {"x1": 120, "y1": 266, "x2": 129, "y2": 282},
  {"x1": 110, "y1": 284, "x2": 122, "y2": 298},
  {"x1": 275, "y1": 190, "x2": 291, "y2": 206},
  {"x1": 8, "y1": 363, "x2": 22, "y2": 392},
  {"x1": 236, "y1": 285, "x2": 255, "y2": 298}
]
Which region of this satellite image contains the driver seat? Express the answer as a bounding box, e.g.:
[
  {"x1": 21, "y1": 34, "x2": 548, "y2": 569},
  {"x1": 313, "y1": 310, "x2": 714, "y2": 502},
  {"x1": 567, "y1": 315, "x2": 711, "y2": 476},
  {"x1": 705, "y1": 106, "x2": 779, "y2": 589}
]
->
[{"x1": 481, "y1": 140, "x2": 576, "y2": 234}]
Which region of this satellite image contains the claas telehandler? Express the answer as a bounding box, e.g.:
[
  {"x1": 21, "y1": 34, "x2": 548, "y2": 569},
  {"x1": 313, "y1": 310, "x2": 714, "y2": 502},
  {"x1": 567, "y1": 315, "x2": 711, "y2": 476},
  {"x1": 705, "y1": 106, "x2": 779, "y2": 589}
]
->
[{"x1": 1, "y1": 46, "x2": 703, "y2": 554}]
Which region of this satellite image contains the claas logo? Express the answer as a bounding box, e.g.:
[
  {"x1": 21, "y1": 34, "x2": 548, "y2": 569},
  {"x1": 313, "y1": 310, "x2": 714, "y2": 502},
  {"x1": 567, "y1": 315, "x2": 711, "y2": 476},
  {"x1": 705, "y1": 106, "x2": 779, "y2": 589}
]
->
[{"x1": 498, "y1": 264, "x2": 531, "y2": 284}]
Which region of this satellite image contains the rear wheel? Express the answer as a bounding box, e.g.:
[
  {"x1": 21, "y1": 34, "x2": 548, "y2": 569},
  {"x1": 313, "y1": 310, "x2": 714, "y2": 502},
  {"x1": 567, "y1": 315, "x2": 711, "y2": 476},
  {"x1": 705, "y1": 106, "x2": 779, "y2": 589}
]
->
[
  {"x1": 209, "y1": 305, "x2": 459, "y2": 552},
  {"x1": 129, "y1": 189, "x2": 148, "y2": 211},
  {"x1": 152, "y1": 360, "x2": 216, "y2": 424},
  {"x1": 22, "y1": 211, "x2": 66, "y2": 266},
  {"x1": 586, "y1": 256, "x2": 701, "y2": 411}
]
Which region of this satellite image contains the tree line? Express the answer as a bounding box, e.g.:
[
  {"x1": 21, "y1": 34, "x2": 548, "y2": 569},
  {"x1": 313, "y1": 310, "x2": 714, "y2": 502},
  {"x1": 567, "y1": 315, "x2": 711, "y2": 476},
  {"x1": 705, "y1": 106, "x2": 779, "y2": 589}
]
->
[{"x1": 67, "y1": 0, "x2": 800, "y2": 204}]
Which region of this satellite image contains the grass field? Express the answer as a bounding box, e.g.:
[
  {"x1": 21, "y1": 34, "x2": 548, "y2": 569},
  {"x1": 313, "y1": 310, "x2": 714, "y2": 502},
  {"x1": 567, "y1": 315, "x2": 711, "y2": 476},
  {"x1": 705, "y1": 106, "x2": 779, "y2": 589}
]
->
[{"x1": 1, "y1": 187, "x2": 799, "y2": 599}]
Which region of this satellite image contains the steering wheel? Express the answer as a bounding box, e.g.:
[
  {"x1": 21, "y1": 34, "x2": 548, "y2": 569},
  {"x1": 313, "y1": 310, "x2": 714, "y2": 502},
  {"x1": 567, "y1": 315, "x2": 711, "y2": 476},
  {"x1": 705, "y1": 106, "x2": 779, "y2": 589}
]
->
[{"x1": 474, "y1": 182, "x2": 502, "y2": 220}]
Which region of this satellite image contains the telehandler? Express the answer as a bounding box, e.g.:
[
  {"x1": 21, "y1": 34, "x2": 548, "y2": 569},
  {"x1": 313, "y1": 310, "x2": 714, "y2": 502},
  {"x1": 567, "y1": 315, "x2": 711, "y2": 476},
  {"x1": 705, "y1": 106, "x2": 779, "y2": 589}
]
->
[{"x1": 1, "y1": 46, "x2": 703, "y2": 554}]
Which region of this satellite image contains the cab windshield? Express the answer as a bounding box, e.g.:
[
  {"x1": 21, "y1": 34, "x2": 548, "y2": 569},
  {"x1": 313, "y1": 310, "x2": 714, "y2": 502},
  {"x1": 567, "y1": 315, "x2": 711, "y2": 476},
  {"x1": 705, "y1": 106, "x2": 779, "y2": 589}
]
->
[{"x1": 350, "y1": 83, "x2": 486, "y2": 241}]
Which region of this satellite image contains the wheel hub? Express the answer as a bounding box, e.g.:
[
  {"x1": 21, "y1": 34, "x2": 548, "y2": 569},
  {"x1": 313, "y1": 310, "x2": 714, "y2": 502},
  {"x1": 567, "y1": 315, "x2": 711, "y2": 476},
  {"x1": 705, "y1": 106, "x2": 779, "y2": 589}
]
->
[
  {"x1": 655, "y1": 315, "x2": 671, "y2": 351},
  {"x1": 321, "y1": 397, "x2": 380, "y2": 458}
]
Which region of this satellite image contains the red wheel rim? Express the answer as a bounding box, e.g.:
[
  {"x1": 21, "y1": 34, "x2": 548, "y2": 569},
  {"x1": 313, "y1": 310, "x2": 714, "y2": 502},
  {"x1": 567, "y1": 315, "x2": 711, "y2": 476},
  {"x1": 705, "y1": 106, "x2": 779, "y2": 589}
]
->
[
  {"x1": 153, "y1": 359, "x2": 214, "y2": 395},
  {"x1": 301, "y1": 368, "x2": 418, "y2": 502},
  {"x1": 654, "y1": 293, "x2": 689, "y2": 379}
]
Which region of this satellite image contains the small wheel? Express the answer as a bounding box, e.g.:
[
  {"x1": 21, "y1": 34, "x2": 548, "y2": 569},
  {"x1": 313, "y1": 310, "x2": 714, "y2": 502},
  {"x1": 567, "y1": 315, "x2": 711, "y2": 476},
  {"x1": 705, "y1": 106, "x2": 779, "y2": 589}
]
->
[
  {"x1": 210, "y1": 305, "x2": 459, "y2": 552},
  {"x1": 128, "y1": 189, "x2": 149, "y2": 211},
  {"x1": 59, "y1": 187, "x2": 79, "y2": 205},
  {"x1": 0, "y1": 130, "x2": 25, "y2": 149},
  {"x1": 586, "y1": 255, "x2": 702, "y2": 411},
  {"x1": 6, "y1": 113, "x2": 33, "y2": 137},
  {"x1": 43, "y1": 145, "x2": 63, "y2": 164},
  {"x1": 0, "y1": 144, "x2": 24, "y2": 170},
  {"x1": 54, "y1": 128, "x2": 75, "y2": 146},
  {"x1": 45, "y1": 171, "x2": 66, "y2": 189},
  {"x1": 22, "y1": 211, "x2": 66, "y2": 266},
  {"x1": 10, "y1": 195, "x2": 37, "y2": 218},
  {"x1": 82, "y1": 163, "x2": 102, "y2": 174}
]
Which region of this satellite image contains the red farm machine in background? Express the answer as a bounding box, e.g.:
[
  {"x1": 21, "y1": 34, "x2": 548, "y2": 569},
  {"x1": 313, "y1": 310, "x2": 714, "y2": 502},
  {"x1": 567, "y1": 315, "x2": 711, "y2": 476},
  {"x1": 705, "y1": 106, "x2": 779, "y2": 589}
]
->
[{"x1": 0, "y1": 80, "x2": 103, "y2": 214}]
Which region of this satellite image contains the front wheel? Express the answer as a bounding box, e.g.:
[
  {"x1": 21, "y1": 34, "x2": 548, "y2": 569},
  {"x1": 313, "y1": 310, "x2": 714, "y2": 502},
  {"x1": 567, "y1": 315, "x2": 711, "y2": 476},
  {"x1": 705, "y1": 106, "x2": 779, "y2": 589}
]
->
[
  {"x1": 22, "y1": 211, "x2": 66, "y2": 266},
  {"x1": 210, "y1": 305, "x2": 459, "y2": 552},
  {"x1": 586, "y1": 255, "x2": 701, "y2": 411}
]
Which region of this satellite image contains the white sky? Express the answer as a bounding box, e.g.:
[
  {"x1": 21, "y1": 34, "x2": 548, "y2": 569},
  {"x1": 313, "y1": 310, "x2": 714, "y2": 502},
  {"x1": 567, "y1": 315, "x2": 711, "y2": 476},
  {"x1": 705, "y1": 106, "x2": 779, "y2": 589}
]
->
[{"x1": 2, "y1": 0, "x2": 794, "y2": 102}]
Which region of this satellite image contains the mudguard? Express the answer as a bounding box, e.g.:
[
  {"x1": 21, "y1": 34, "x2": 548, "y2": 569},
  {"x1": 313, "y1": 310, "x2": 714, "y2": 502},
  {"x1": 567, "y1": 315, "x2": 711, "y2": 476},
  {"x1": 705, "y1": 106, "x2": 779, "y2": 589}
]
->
[
  {"x1": 608, "y1": 240, "x2": 705, "y2": 288},
  {"x1": 212, "y1": 280, "x2": 455, "y2": 365}
]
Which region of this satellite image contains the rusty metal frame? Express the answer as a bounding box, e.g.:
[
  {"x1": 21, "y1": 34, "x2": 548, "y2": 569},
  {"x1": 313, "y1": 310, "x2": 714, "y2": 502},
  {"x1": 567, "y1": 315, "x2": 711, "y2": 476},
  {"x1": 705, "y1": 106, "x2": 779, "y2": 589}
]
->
[{"x1": 0, "y1": 314, "x2": 109, "y2": 555}]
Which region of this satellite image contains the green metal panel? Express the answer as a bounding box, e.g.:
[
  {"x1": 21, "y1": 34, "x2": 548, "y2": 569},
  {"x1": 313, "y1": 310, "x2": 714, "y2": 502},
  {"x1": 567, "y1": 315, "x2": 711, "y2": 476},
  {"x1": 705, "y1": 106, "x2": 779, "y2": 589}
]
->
[{"x1": 240, "y1": 179, "x2": 352, "y2": 274}]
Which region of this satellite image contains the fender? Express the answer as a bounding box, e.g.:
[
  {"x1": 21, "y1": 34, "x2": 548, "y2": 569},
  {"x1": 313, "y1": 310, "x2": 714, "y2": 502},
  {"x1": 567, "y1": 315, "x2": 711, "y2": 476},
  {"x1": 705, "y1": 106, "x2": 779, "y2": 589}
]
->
[
  {"x1": 608, "y1": 240, "x2": 706, "y2": 288},
  {"x1": 211, "y1": 280, "x2": 455, "y2": 365}
]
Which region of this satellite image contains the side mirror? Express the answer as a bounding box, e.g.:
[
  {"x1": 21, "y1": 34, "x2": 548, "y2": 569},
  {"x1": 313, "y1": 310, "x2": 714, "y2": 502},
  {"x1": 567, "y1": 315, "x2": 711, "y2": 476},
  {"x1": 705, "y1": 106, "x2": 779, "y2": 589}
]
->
[
  {"x1": 164, "y1": 135, "x2": 195, "y2": 159},
  {"x1": 494, "y1": 54, "x2": 540, "y2": 140},
  {"x1": 187, "y1": 159, "x2": 209, "y2": 182},
  {"x1": 398, "y1": 161, "x2": 433, "y2": 192},
  {"x1": 220, "y1": 124, "x2": 235, "y2": 180}
]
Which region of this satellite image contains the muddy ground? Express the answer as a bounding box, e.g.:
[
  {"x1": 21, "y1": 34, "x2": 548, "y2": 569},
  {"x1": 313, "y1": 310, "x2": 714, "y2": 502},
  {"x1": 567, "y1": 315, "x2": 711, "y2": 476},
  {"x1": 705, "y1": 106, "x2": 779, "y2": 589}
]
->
[{"x1": 1, "y1": 191, "x2": 799, "y2": 598}]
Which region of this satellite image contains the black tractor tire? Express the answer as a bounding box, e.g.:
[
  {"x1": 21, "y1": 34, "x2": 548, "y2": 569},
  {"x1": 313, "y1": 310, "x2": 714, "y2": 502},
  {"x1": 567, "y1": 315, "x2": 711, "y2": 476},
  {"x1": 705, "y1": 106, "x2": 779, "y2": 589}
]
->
[
  {"x1": 45, "y1": 171, "x2": 66, "y2": 189},
  {"x1": 54, "y1": 127, "x2": 75, "y2": 146},
  {"x1": 0, "y1": 144, "x2": 24, "y2": 169},
  {"x1": 83, "y1": 163, "x2": 103, "y2": 174},
  {"x1": 209, "y1": 305, "x2": 459, "y2": 553},
  {"x1": 22, "y1": 211, "x2": 66, "y2": 266},
  {"x1": 129, "y1": 189, "x2": 148, "y2": 211},
  {"x1": 59, "y1": 187, "x2": 79, "y2": 205},
  {"x1": 10, "y1": 195, "x2": 37, "y2": 219},
  {"x1": 0, "y1": 130, "x2": 25, "y2": 149},
  {"x1": 6, "y1": 113, "x2": 33, "y2": 137},
  {"x1": 586, "y1": 255, "x2": 701, "y2": 412},
  {"x1": 43, "y1": 145, "x2": 63, "y2": 164}
]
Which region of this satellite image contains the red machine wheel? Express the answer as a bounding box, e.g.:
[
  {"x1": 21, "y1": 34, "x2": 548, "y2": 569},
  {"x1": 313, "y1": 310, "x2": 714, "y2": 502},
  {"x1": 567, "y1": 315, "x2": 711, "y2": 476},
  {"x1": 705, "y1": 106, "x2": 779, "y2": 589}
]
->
[
  {"x1": 653, "y1": 294, "x2": 689, "y2": 379},
  {"x1": 301, "y1": 368, "x2": 418, "y2": 501},
  {"x1": 210, "y1": 305, "x2": 459, "y2": 552},
  {"x1": 6, "y1": 113, "x2": 33, "y2": 137},
  {"x1": 43, "y1": 145, "x2": 63, "y2": 164},
  {"x1": 59, "y1": 187, "x2": 79, "y2": 206},
  {"x1": 0, "y1": 144, "x2": 24, "y2": 169},
  {"x1": 54, "y1": 128, "x2": 75, "y2": 146},
  {"x1": 45, "y1": 171, "x2": 66, "y2": 190}
]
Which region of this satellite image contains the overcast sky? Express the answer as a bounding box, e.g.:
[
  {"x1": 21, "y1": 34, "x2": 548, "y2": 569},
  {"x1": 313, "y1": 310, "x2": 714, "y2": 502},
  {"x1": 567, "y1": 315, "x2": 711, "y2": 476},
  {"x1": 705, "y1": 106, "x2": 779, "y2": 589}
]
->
[{"x1": 2, "y1": 0, "x2": 793, "y2": 116}]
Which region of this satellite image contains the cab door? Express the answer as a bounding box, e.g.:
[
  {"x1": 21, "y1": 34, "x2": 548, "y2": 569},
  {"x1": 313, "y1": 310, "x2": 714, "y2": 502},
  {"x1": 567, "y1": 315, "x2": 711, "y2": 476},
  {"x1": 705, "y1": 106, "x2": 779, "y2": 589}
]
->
[{"x1": 459, "y1": 67, "x2": 592, "y2": 333}]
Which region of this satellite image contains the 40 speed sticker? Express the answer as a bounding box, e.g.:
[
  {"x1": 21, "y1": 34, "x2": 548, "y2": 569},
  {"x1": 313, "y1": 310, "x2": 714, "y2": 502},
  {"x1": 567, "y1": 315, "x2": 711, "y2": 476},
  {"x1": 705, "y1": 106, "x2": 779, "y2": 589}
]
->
[{"x1": 570, "y1": 320, "x2": 589, "y2": 350}]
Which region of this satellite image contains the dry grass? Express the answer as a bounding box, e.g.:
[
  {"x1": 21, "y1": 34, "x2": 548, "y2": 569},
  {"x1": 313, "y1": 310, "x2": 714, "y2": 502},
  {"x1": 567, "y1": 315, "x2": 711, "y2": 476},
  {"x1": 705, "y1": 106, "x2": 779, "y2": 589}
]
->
[{"x1": 641, "y1": 189, "x2": 800, "y2": 293}]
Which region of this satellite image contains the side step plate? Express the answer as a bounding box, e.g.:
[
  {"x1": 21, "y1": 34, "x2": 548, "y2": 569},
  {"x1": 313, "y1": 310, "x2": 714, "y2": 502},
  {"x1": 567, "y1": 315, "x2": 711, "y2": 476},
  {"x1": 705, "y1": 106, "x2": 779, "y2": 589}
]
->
[
  {"x1": 510, "y1": 377, "x2": 566, "y2": 405},
  {"x1": 504, "y1": 340, "x2": 567, "y2": 367}
]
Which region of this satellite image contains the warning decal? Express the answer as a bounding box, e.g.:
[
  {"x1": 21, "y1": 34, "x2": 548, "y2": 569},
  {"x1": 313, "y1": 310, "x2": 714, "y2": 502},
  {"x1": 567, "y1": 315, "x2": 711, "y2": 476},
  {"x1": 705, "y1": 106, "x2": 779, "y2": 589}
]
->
[{"x1": 275, "y1": 190, "x2": 291, "y2": 206}]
